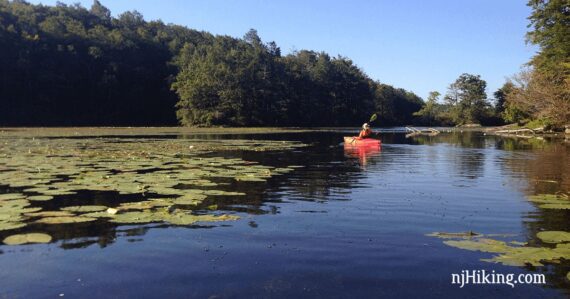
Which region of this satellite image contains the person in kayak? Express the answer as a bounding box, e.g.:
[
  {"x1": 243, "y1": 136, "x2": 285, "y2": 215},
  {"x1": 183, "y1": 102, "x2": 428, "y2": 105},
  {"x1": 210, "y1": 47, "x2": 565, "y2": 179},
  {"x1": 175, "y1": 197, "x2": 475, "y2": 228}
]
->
[{"x1": 358, "y1": 123, "x2": 374, "y2": 139}]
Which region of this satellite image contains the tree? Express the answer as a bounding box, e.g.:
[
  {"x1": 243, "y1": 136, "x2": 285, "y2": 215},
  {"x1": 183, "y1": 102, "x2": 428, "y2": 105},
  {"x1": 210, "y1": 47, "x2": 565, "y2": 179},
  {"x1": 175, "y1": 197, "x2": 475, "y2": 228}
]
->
[
  {"x1": 493, "y1": 82, "x2": 513, "y2": 115},
  {"x1": 444, "y1": 73, "x2": 489, "y2": 124},
  {"x1": 505, "y1": 69, "x2": 570, "y2": 126},
  {"x1": 504, "y1": 0, "x2": 570, "y2": 128},
  {"x1": 243, "y1": 28, "x2": 261, "y2": 46},
  {"x1": 526, "y1": 0, "x2": 570, "y2": 80},
  {"x1": 414, "y1": 91, "x2": 440, "y2": 125},
  {"x1": 90, "y1": 0, "x2": 111, "y2": 22}
]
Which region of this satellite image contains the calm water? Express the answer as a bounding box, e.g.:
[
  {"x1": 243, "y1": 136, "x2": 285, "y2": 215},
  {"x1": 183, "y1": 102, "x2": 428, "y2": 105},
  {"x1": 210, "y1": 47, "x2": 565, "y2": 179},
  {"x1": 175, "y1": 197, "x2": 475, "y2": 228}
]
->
[{"x1": 0, "y1": 130, "x2": 569, "y2": 298}]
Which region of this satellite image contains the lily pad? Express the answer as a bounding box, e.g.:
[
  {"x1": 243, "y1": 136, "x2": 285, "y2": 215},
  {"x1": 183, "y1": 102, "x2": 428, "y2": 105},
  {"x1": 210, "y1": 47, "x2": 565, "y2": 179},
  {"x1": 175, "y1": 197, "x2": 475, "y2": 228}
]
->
[
  {"x1": 539, "y1": 203, "x2": 570, "y2": 209},
  {"x1": 108, "y1": 211, "x2": 159, "y2": 224},
  {"x1": 61, "y1": 206, "x2": 108, "y2": 213},
  {"x1": 25, "y1": 211, "x2": 75, "y2": 217},
  {"x1": 430, "y1": 231, "x2": 570, "y2": 267},
  {"x1": 0, "y1": 193, "x2": 26, "y2": 201},
  {"x1": 443, "y1": 238, "x2": 511, "y2": 253},
  {"x1": 3, "y1": 233, "x2": 52, "y2": 245},
  {"x1": 118, "y1": 200, "x2": 171, "y2": 211},
  {"x1": 27, "y1": 195, "x2": 54, "y2": 201},
  {"x1": 0, "y1": 134, "x2": 303, "y2": 233},
  {"x1": 528, "y1": 194, "x2": 568, "y2": 203},
  {"x1": 36, "y1": 216, "x2": 97, "y2": 224},
  {"x1": 169, "y1": 198, "x2": 201, "y2": 205},
  {"x1": 482, "y1": 247, "x2": 557, "y2": 266},
  {"x1": 0, "y1": 221, "x2": 26, "y2": 231},
  {"x1": 528, "y1": 194, "x2": 570, "y2": 207},
  {"x1": 536, "y1": 231, "x2": 570, "y2": 243},
  {"x1": 82, "y1": 211, "x2": 115, "y2": 218}
]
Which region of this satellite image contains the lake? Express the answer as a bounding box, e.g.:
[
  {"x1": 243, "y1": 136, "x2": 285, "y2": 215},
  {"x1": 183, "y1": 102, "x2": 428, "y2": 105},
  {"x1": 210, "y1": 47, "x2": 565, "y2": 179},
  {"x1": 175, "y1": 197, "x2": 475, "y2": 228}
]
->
[{"x1": 0, "y1": 128, "x2": 568, "y2": 298}]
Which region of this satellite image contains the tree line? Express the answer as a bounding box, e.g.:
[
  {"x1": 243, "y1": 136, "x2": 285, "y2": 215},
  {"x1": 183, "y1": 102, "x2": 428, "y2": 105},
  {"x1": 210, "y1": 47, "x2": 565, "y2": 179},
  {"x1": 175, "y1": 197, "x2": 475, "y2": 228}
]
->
[
  {"x1": 2, "y1": 0, "x2": 566, "y2": 128},
  {"x1": 0, "y1": 0, "x2": 422, "y2": 127},
  {"x1": 172, "y1": 29, "x2": 424, "y2": 126}
]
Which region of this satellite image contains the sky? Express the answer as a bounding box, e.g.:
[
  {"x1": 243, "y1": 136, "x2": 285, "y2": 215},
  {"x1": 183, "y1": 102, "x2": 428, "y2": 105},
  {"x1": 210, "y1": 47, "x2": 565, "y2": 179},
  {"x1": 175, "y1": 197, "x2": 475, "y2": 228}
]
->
[{"x1": 29, "y1": 0, "x2": 537, "y2": 101}]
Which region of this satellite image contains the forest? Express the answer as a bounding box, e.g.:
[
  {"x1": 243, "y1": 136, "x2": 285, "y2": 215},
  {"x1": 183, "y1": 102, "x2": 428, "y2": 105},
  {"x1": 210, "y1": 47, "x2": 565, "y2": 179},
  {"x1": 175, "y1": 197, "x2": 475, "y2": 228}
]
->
[
  {"x1": 0, "y1": 0, "x2": 567, "y2": 128},
  {"x1": 0, "y1": 0, "x2": 422, "y2": 126}
]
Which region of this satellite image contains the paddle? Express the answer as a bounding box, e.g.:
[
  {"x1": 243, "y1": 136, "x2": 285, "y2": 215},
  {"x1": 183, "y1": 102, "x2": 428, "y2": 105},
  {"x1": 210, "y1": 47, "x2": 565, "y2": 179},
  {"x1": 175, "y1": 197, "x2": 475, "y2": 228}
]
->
[{"x1": 367, "y1": 113, "x2": 380, "y2": 138}]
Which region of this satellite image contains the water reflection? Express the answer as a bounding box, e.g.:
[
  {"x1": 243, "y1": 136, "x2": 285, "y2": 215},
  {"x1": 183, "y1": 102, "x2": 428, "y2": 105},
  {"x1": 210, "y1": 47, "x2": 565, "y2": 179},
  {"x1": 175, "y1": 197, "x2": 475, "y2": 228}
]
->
[
  {"x1": 496, "y1": 138, "x2": 570, "y2": 290},
  {"x1": 343, "y1": 142, "x2": 382, "y2": 167}
]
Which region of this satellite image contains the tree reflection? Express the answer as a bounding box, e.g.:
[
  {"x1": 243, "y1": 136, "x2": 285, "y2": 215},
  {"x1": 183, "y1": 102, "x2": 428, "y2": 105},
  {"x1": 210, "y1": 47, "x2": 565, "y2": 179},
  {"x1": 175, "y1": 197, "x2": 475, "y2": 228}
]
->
[{"x1": 497, "y1": 137, "x2": 570, "y2": 290}]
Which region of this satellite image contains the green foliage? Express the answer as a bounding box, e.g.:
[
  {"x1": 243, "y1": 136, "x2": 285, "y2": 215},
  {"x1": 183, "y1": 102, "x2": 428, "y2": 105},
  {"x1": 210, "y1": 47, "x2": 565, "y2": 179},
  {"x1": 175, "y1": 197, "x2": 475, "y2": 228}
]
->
[
  {"x1": 493, "y1": 82, "x2": 513, "y2": 115},
  {"x1": 414, "y1": 91, "x2": 441, "y2": 125},
  {"x1": 502, "y1": 102, "x2": 530, "y2": 124},
  {"x1": 173, "y1": 31, "x2": 289, "y2": 126},
  {"x1": 172, "y1": 34, "x2": 423, "y2": 126},
  {"x1": 525, "y1": 118, "x2": 554, "y2": 130},
  {"x1": 372, "y1": 83, "x2": 423, "y2": 126},
  {"x1": 1, "y1": 1, "x2": 426, "y2": 127},
  {"x1": 0, "y1": 0, "x2": 212, "y2": 126},
  {"x1": 443, "y1": 73, "x2": 493, "y2": 125},
  {"x1": 526, "y1": 0, "x2": 570, "y2": 80}
]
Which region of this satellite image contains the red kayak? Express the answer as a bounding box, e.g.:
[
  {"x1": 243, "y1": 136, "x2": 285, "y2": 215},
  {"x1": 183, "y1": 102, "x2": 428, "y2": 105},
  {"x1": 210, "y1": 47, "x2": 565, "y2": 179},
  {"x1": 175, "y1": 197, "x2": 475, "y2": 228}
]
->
[{"x1": 343, "y1": 136, "x2": 381, "y2": 147}]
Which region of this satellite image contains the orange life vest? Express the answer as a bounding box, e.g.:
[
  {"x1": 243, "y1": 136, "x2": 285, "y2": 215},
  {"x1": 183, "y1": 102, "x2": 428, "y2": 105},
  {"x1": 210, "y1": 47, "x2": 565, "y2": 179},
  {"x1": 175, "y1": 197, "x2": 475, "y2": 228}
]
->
[{"x1": 359, "y1": 128, "x2": 373, "y2": 138}]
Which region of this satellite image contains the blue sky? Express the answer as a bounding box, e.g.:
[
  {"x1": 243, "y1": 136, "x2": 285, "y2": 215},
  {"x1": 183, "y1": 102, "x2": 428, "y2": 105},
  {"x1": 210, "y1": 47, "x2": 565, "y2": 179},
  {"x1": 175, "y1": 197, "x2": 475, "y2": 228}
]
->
[{"x1": 29, "y1": 0, "x2": 537, "y2": 101}]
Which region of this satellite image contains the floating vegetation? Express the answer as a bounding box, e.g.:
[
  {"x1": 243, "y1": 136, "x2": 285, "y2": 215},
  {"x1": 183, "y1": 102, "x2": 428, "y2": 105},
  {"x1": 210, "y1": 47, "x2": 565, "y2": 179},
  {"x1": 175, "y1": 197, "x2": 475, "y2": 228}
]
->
[
  {"x1": 3, "y1": 233, "x2": 52, "y2": 245},
  {"x1": 536, "y1": 231, "x2": 570, "y2": 243},
  {"x1": 61, "y1": 206, "x2": 108, "y2": 213},
  {"x1": 116, "y1": 200, "x2": 172, "y2": 211},
  {"x1": 429, "y1": 230, "x2": 570, "y2": 267},
  {"x1": 27, "y1": 195, "x2": 54, "y2": 201},
  {"x1": 0, "y1": 193, "x2": 26, "y2": 201},
  {"x1": 527, "y1": 194, "x2": 570, "y2": 209},
  {"x1": 25, "y1": 211, "x2": 75, "y2": 218},
  {"x1": 80, "y1": 205, "x2": 241, "y2": 225},
  {"x1": 36, "y1": 216, "x2": 98, "y2": 224},
  {"x1": 0, "y1": 135, "x2": 305, "y2": 243},
  {"x1": 0, "y1": 221, "x2": 26, "y2": 232},
  {"x1": 443, "y1": 238, "x2": 511, "y2": 254},
  {"x1": 108, "y1": 209, "x2": 239, "y2": 225},
  {"x1": 0, "y1": 198, "x2": 37, "y2": 231}
]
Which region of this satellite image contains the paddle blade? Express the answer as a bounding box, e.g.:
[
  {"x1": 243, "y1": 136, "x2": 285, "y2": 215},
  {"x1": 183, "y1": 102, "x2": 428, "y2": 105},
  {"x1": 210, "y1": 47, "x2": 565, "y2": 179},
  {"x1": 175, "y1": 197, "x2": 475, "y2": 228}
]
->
[{"x1": 369, "y1": 113, "x2": 377, "y2": 123}]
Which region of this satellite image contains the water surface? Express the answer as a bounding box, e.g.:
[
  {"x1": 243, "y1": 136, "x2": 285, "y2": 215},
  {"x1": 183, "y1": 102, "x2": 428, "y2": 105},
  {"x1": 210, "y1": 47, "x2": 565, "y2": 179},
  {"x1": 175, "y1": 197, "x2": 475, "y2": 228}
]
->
[{"x1": 0, "y1": 129, "x2": 568, "y2": 298}]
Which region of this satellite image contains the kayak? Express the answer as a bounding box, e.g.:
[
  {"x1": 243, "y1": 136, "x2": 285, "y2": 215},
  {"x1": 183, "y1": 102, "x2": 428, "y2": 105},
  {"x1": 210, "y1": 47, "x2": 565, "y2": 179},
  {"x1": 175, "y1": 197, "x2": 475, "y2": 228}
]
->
[{"x1": 343, "y1": 136, "x2": 381, "y2": 147}]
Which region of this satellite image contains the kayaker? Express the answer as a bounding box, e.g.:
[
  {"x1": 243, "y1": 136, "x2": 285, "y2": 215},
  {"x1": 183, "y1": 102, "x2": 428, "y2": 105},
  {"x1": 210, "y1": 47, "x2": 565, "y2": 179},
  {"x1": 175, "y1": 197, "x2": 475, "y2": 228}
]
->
[{"x1": 358, "y1": 123, "x2": 374, "y2": 139}]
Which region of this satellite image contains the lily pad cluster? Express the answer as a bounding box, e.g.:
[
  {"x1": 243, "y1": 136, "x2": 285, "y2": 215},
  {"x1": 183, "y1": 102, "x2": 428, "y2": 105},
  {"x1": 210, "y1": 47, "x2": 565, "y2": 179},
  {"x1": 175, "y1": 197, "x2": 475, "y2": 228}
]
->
[
  {"x1": 429, "y1": 231, "x2": 570, "y2": 267},
  {"x1": 0, "y1": 136, "x2": 306, "y2": 245},
  {"x1": 3, "y1": 233, "x2": 52, "y2": 245},
  {"x1": 0, "y1": 193, "x2": 39, "y2": 231},
  {"x1": 527, "y1": 194, "x2": 570, "y2": 209}
]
